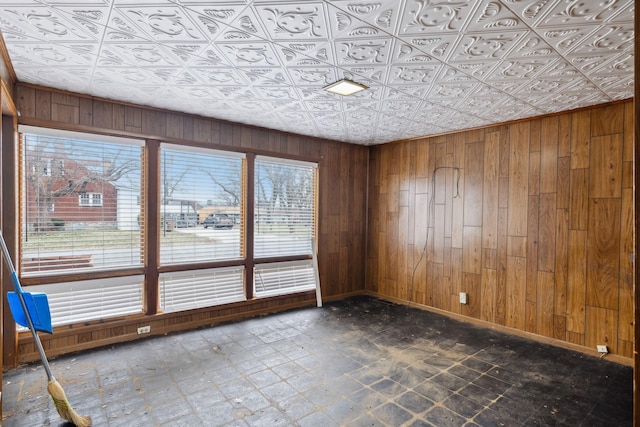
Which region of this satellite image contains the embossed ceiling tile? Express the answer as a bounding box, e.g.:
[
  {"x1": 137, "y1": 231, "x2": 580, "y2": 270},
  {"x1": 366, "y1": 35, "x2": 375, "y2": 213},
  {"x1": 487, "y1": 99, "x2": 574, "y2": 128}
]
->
[
  {"x1": 345, "y1": 108, "x2": 378, "y2": 122},
  {"x1": 0, "y1": 4, "x2": 102, "y2": 42},
  {"x1": 189, "y1": 67, "x2": 249, "y2": 85},
  {"x1": 331, "y1": 0, "x2": 403, "y2": 32},
  {"x1": 7, "y1": 42, "x2": 95, "y2": 67},
  {"x1": 253, "y1": 86, "x2": 299, "y2": 100},
  {"x1": 500, "y1": 0, "x2": 560, "y2": 26},
  {"x1": 448, "y1": 30, "x2": 527, "y2": 63},
  {"x1": 390, "y1": 41, "x2": 438, "y2": 64},
  {"x1": 608, "y1": 0, "x2": 634, "y2": 23},
  {"x1": 565, "y1": 51, "x2": 615, "y2": 74},
  {"x1": 380, "y1": 99, "x2": 422, "y2": 118},
  {"x1": 242, "y1": 67, "x2": 292, "y2": 85},
  {"x1": 338, "y1": 65, "x2": 387, "y2": 87},
  {"x1": 538, "y1": 58, "x2": 581, "y2": 78},
  {"x1": 217, "y1": 41, "x2": 283, "y2": 67},
  {"x1": 484, "y1": 57, "x2": 555, "y2": 83},
  {"x1": 464, "y1": 1, "x2": 528, "y2": 32},
  {"x1": 191, "y1": 45, "x2": 234, "y2": 67},
  {"x1": 511, "y1": 75, "x2": 576, "y2": 98},
  {"x1": 113, "y1": 4, "x2": 212, "y2": 43},
  {"x1": 507, "y1": 32, "x2": 557, "y2": 59},
  {"x1": 397, "y1": 0, "x2": 479, "y2": 35},
  {"x1": 98, "y1": 42, "x2": 182, "y2": 68},
  {"x1": 398, "y1": 33, "x2": 460, "y2": 61},
  {"x1": 428, "y1": 81, "x2": 479, "y2": 100},
  {"x1": 15, "y1": 67, "x2": 92, "y2": 92},
  {"x1": 304, "y1": 100, "x2": 342, "y2": 112},
  {"x1": 177, "y1": 4, "x2": 244, "y2": 40},
  {"x1": 276, "y1": 41, "x2": 334, "y2": 66},
  {"x1": 94, "y1": 66, "x2": 173, "y2": 85},
  {"x1": 536, "y1": 24, "x2": 597, "y2": 54},
  {"x1": 287, "y1": 66, "x2": 336, "y2": 86},
  {"x1": 386, "y1": 63, "x2": 441, "y2": 85},
  {"x1": 384, "y1": 85, "x2": 430, "y2": 100},
  {"x1": 343, "y1": 100, "x2": 380, "y2": 113},
  {"x1": 460, "y1": 85, "x2": 509, "y2": 110},
  {"x1": 413, "y1": 103, "x2": 451, "y2": 122},
  {"x1": 189, "y1": 4, "x2": 270, "y2": 42},
  {"x1": 333, "y1": 37, "x2": 395, "y2": 66},
  {"x1": 535, "y1": 0, "x2": 628, "y2": 27},
  {"x1": 568, "y1": 22, "x2": 633, "y2": 56},
  {"x1": 253, "y1": 2, "x2": 329, "y2": 41},
  {"x1": 449, "y1": 60, "x2": 499, "y2": 80},
  {"x1": 325, "y1": 2, "x2": 394, "y2": 40}
]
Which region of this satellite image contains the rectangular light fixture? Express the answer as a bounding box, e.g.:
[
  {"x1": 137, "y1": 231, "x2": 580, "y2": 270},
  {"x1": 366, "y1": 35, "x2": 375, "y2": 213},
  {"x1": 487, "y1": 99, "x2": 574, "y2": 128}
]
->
[{"x1": 323, "y1": 79, "x2": 368, "y2": 96}]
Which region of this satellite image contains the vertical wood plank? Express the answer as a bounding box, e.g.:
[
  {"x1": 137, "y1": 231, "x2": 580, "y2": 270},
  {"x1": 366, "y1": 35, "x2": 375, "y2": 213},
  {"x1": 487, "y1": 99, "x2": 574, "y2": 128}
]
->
[
  {"x1": 462, "y1": 226, "x2": 481, "y2": 275},
  {"x1": 589, "y1": 135, "x2": 623, "y2": 199},
  {"x1": 591, "y1": 103, "x2": 624, "y2": 137},
  {"x1": 483, "y1": 131, "x2": 499, "y2": 249},
  {"x1": 586, "y1": 199, "x2": 620, "y2": 310},
  {"x1": 569, "y1": 169, "x2": 588, "y2": 230},
  {"x1": 570, "y1": 110, "x2": 590, "y2": 169},
  {"x1": 480, "y1": 268, "x2": 496, "y2": 322},
  {"x1": 537, "y1": 193, "x2": 556, "y2": 273},
  {"x1": 536, "y1": 271, "x2": 555, "y2": 338},
  {"x1": 540, "y1": 117, "x2": 558, "y2": 194},
  {"x1": 506, "y1": 256, "x2": 526, "y2": 330},
  {"x1": 464, "y1": 142, "x2": 483, "y2": 227},
  {"x1": 585, "y1": 307, "x2": 617, "y2": 352},
  {"x1": 554, "y1": 208, "x2": 569, "y2": 340},
  {"x1": 567, "y1": 230, "x2": 587, "y2": 334},
  {"x1": 496, "y1": 207, "x2": 508, "y2": 326},
  {"x1": 508, "y1": 122, "x2": 529, "y2": 236}
]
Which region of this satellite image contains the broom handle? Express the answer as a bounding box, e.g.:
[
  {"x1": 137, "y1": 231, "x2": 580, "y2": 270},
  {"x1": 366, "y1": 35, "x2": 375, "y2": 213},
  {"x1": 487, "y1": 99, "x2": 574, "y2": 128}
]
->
[{"x1": 0, "y1": 232, "x2": 55, "y2": 381}]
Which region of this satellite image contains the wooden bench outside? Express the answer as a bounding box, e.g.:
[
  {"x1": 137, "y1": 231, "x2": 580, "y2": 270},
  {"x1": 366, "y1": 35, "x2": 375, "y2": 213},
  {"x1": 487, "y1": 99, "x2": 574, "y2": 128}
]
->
[{"x1": 22, "y1": 255, "x2": 93, "y2": 273}]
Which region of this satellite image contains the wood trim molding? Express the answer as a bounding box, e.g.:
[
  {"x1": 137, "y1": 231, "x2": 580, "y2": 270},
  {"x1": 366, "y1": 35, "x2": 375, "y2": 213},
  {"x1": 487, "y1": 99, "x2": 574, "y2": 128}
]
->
[
  {"x1": 365, "y1": 290, "x2": 634, "y2": 367},
  {"x1": 1, "y1": 80, "x2": 16, "y2": 116},
  {"x1": 633, "y1": 1, "x2": 639, "y2": 424},
  {"x1": 0, "y1": 32, "x2": 17, "y2": 86}
]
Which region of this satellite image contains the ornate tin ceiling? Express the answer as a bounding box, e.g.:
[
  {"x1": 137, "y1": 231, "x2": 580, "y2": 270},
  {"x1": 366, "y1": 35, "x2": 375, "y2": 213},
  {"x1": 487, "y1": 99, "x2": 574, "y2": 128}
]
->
[{"x1": 0, "y1": 0, "x2": 634, "y2": 145}]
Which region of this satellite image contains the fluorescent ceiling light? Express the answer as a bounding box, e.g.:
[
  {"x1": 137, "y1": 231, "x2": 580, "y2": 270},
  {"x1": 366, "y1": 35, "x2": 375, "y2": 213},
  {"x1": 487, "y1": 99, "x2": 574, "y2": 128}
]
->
[{"x1": 323, "y1": 79, "x2": 368, "y2": 96}]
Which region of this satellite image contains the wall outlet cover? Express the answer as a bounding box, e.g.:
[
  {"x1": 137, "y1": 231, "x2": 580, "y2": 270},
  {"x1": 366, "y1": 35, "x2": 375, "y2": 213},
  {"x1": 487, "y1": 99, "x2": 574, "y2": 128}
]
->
[{"x1": 459, "y1": 292, "x2": 468, "y2": 304}]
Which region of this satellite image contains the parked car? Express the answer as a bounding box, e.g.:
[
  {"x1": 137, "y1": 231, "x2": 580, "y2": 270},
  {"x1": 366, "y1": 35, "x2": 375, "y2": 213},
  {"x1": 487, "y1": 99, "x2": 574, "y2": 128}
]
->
[{"x1": 203, "y1": 213, "x2": 234, "y2": 229}]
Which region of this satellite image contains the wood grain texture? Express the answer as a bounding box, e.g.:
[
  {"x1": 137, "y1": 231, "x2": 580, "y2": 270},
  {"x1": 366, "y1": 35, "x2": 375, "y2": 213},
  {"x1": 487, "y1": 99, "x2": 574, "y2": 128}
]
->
[
  {"x1": 586, "y1": 198, "x2": 620, "y2": 310},
  {"x1": 367, "y1": 100, "x2": 633, "y2": 360}
]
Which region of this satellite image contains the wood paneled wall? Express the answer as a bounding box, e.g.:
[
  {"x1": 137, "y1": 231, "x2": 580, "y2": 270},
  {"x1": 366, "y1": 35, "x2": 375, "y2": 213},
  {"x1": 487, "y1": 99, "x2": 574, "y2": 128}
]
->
[
  {"x1": 367, "y1": 101, "x2": 634, "y2": 359},
  {"x1": 9, "y1": 83, "x2": 368, "y2": 363}
]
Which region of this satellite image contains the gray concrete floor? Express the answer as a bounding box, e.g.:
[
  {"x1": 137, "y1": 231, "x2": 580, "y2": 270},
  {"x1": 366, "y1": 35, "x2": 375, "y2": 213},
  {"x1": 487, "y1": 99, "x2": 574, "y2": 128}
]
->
[{"x1": 1, "y1": 296, "x2": 633, "y2": 426}]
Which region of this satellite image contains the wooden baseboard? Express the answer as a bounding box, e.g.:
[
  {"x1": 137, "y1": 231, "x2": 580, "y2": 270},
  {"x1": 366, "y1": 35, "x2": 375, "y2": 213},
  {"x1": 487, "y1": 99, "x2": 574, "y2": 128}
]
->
[{"x1": 365, "y1": 291, "x2": 633, "y2": 367}]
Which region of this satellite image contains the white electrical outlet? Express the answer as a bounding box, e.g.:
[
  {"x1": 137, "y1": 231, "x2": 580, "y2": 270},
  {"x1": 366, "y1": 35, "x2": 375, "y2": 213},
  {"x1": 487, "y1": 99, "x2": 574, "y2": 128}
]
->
[
  {"x1": 137, "y1": 326, "x2": 151, "y2": 334},
  {"x1": 459, "y1": 292, "x2": 468, "y2": 304},
  {"x1": 596, "y1": 345, "x2": 608, "y2": 354}
]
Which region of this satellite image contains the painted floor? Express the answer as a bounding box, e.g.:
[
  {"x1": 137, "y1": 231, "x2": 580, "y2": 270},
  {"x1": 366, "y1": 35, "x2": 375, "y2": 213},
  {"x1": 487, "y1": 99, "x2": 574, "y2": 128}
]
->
[{"x1": 2, "y1": 296, "x2": 633, "y2": 426}]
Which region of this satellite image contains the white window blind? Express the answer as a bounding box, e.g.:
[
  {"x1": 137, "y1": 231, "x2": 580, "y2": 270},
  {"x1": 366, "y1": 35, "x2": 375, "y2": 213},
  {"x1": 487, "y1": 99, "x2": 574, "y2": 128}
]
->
[
  {"x1": 160, "y1": 267, "x2": 245, "y2": 313},
  {"x1": 254, "y1": 156, "x2": 317, "y2": 258},
  {"x1": 160, "y1": 144, "x2": 244, "y2": 265},
  {"x1": 254, "y1": 260, "x2": 317, "y2": 298},
  {"x1": 22, "y1": 276, "x2": 144, "y2": 328},
  {"x1": 20, "y1": 127, "x2": 143, "y2": 276}
]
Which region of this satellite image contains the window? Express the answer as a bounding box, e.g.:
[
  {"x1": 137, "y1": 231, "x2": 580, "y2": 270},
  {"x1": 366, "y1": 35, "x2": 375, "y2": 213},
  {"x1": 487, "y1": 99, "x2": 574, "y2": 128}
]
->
[
  {"x1": 159, "y1": 144, "x2": 245, "y2": 264},
  {"x1": 79, "y1": 192, "x2": 103, "y2": 207},
  {"x1": 24, "y1": 276, "x2": 144, "y2": 327},
  {"x1": 254, "y1": 260, "x2": 316, "y2": 298},
  {"x1": 255, "y1": 156, "x2": 317, "y2": 258},
  {"x1": 160, "y1": 267, "x2": 245, "y2": 313},
  {"x1": 17, "y1": 126, "x2": 319, "y2": 328},
  {"x1": 20, "y1": 126, "x2": 144, "y2": 276}
]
